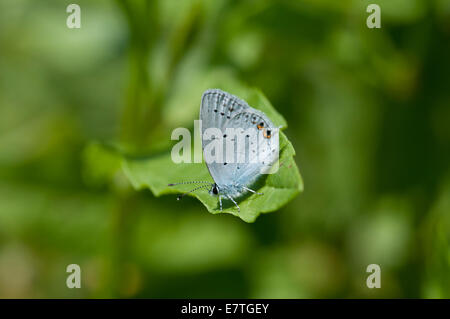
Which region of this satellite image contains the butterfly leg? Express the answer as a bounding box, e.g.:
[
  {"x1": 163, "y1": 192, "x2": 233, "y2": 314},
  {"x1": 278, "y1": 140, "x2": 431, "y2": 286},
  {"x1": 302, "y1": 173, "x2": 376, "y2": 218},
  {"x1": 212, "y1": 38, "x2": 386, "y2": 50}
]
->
[
  {"x1": 226, "y1": 195, "x2": 240, "y2": 212},
  {"x1": 243, "y1": 186, "x2": 263, "y2": 195},
  {"x1": 219, "y1": 195, "x2": 223, "y2": 211}
]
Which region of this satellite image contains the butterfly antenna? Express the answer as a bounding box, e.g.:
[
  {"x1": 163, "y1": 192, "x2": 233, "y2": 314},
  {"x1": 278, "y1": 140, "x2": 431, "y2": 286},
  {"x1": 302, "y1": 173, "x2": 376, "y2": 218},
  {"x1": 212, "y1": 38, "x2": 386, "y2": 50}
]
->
[
  {"x1": 176, "y1": 184, "x2": 210, "y2": 201},
  {"x1": 168, "y1": 181, "x2": 211, "y2": 186}
]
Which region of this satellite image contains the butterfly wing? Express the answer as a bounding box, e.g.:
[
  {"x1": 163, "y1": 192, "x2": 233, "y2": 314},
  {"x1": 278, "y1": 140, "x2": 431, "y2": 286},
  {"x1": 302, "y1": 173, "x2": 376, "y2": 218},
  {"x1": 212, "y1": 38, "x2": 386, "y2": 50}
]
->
[
  {"x1": 200, "y1": 89, "x2": 279, "y2": 189},
  {"x1": 200, "y1": 89, "x2": 248, "y2": 186},
  {"x1": 226, "y1": 110, "x2": 279, "y2": 187}
]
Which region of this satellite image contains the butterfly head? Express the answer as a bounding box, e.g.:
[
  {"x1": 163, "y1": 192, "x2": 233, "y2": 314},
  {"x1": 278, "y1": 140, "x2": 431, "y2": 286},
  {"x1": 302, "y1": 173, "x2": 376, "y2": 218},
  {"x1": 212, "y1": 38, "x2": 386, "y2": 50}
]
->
[{"x1": 209, "y1": 183, "x2": 220, "y2": 196}]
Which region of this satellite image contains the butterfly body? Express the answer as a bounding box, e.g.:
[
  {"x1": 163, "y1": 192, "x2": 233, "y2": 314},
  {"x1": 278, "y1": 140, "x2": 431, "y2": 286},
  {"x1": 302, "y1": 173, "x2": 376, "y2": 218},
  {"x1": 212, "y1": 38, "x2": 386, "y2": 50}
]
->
[{"x1": 211, "y1": 183, "x2": 246, "y2": 198}]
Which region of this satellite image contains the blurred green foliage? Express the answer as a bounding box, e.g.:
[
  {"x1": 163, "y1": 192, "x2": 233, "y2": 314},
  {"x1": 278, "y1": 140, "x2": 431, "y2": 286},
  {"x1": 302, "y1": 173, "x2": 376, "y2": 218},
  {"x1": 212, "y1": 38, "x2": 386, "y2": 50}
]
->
[{"x1": 0, "y1": 0, "x2": 449, "y2": 298}]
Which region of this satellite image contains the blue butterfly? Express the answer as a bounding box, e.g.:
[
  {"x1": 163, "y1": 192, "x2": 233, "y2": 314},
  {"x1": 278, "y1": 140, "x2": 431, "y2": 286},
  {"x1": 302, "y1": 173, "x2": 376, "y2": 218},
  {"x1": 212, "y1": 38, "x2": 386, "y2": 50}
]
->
[{"x1": 169, "y1": 89, "x2": 279, "y2": 212}]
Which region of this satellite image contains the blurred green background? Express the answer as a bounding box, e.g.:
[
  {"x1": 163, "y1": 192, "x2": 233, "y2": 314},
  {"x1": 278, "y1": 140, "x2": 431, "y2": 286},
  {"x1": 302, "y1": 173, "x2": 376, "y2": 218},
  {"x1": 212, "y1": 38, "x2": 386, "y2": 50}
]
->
[{"x1": 0, "y1": 0, "x2": 449, "y2": 298}]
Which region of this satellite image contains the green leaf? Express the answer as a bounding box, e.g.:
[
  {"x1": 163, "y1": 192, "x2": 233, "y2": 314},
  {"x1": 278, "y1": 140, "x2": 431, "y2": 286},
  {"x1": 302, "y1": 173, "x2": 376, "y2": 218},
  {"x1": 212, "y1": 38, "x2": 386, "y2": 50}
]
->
[{"x1": 121, "y1": 88, "x2": 303, "y2": 222}]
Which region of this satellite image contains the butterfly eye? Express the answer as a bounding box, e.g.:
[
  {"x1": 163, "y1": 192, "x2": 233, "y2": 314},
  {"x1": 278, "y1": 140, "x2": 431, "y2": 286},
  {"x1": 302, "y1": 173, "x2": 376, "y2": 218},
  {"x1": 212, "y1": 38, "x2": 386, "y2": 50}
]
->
[{"x1": 212, "y1": 186, "x2": 219, "y2": 195}]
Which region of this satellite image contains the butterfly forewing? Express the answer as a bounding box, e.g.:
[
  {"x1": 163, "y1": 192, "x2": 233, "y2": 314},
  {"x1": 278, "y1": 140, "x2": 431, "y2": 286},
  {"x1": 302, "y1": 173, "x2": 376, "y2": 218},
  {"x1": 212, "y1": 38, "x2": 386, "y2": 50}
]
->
[{"x1": 200, "y1": 89, "x2": 279, "y2": 189}]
